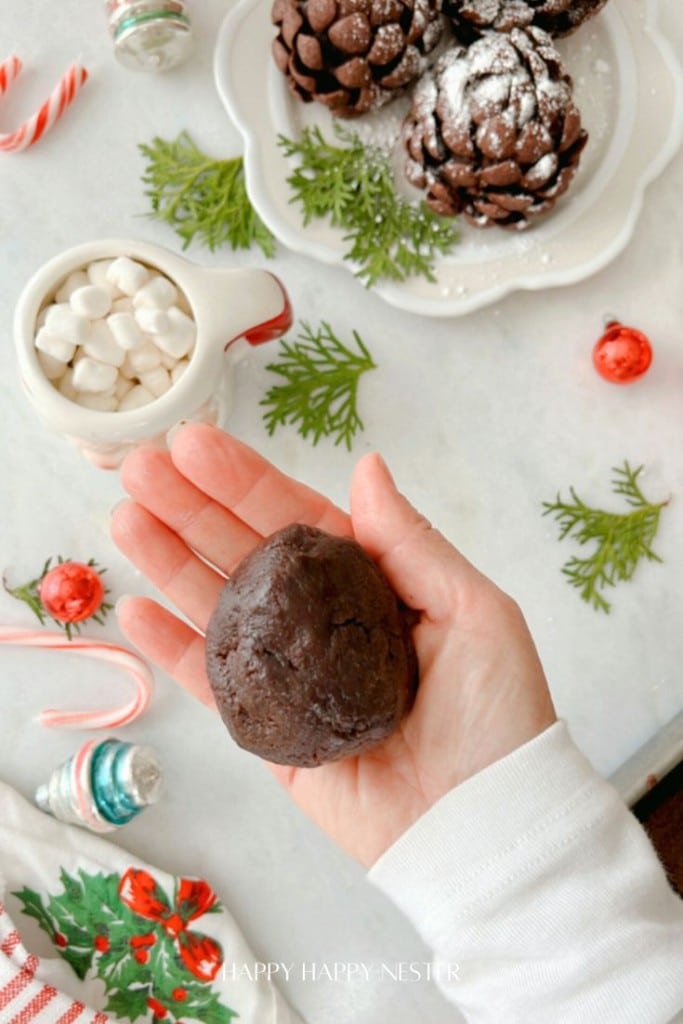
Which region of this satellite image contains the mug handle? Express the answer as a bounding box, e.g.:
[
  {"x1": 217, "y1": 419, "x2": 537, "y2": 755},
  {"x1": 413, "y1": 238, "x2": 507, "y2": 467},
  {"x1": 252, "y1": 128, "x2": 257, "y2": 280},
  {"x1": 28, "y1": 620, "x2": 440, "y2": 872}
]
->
[{"x1": 240, "y1": 276, "x2": 293, "y2": 346}]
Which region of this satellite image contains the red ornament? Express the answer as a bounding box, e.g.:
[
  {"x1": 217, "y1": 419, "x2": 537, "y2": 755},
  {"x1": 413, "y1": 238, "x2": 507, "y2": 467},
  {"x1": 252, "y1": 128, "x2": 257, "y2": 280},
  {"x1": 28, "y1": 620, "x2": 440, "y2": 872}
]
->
[
  {"x1": 592, "y1": 320, "x2": 653, "y2": 384},
  {"x1": 3, "y1": 555, "x2": 112, "y2": 639},
  {"x1": 94, "y1": 935, "x2": 110, "y2": 953},
  {"x1": 54, "y1": 932, "x2": 68, "y2": 948},
  {"x1": 39, "y1": 562, "x2": 105, "y2": 624}
]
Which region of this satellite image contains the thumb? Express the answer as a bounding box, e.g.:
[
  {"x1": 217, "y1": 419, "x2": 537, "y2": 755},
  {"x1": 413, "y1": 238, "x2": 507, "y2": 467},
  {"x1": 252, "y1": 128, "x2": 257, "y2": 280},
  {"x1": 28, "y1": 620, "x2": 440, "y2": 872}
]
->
[{"x1": 350, "y1": 453, "x2": 483, "y2": 617}]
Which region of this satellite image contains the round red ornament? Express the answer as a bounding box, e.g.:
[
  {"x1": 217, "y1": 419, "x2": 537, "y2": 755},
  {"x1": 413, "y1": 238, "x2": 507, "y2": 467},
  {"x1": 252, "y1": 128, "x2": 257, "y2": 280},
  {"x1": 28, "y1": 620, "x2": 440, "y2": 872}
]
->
[
  {"x1": 38, "y1": 562, "x2": 105, "y2": 625},
  {"x1": 592, "y1": 321, "x2": 653, "y2": 384}
]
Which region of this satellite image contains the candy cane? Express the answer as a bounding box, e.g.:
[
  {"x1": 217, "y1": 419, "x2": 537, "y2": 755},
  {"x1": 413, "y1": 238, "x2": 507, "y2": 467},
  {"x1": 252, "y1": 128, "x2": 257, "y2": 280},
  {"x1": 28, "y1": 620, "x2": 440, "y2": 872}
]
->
[
  {"x1": 0, "y1": 55, "x2": 22, "y2": 98},
  {"x1": 0, "y1": 627, "x2": 154, "y2": 728},
  {"x1": 0, "y1": 55, "x2": 88, "y2": 153}
]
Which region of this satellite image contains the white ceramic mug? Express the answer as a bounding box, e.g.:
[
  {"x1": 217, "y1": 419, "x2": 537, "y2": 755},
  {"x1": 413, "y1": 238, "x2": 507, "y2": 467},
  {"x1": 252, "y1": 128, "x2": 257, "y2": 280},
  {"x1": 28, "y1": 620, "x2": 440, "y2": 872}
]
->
[{"x1": 14, "y1": 239, "x2": 292, "y2": 468}]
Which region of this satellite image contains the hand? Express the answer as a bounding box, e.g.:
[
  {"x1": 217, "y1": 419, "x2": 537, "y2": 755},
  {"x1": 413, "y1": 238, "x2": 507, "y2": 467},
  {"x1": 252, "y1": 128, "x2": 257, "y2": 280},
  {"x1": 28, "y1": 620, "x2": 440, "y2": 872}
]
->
[{"x1": 111, "y1": 424, "x2": 555, "y2": 867}]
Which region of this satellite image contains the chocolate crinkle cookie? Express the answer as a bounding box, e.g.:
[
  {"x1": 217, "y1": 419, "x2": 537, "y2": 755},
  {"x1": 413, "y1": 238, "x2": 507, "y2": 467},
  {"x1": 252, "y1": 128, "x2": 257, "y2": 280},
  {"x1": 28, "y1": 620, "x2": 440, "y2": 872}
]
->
[
  {"x1": 206, "y1": 523, "x2": 418, "y2": 767},
  {"x1": 402, "y1": 28, "x2": 588, "y2": 230},
  {"x1": 271, "y1": 0, "x2": 443, "y2": 118},
  {"x1": 443, "y1": 0, "x2": 610, "y2": 41}
]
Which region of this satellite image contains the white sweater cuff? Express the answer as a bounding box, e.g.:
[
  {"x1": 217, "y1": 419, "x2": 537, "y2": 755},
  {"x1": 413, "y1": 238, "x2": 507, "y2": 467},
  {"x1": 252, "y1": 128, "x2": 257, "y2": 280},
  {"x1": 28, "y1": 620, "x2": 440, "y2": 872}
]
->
[
  {"x1": 370, "y1": 721, "x2": 600, "y2": 922},
  {"x1": 369, "y1": 721, "x2": 683, "y2": 1024}
]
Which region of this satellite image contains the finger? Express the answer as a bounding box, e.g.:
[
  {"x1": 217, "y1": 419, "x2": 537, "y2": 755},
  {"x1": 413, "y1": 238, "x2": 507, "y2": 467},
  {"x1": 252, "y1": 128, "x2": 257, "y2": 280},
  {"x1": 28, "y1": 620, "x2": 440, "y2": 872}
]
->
[
  {"x1": 121, "y1": 445, "x2": 261, "y2": 574},
  {"x1": 116, "y1": 596, "x2": 217, "y2": 710},
  {"x1": 171, "y1": 423, "x2": 352, "y2": 538},
  {"x1": 350, "y1": 453, "x2": 486, "y2": 618},
  {"x1": 111, "y1": 502, "x2": 225, "y2": 631}
]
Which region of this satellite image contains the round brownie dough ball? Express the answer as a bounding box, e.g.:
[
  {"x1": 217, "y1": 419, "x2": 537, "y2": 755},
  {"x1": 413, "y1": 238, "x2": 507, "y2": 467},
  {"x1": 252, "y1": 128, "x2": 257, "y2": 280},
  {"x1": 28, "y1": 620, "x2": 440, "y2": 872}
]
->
[{"x1": 205, "y1": 523, "x2": 418, "y2": 767}]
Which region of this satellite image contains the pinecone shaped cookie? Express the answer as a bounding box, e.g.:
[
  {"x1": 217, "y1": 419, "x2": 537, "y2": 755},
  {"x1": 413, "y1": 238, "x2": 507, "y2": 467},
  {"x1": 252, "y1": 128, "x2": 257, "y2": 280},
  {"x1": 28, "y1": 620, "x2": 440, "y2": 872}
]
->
[
  {"x1": 443, "y1": 0, "x2": 609, "y2": 41},
  {"x1": 402, "y1": 28, "x2": 588, "y2": 230},
  {"x1": 272, "y1": 0, "x2": 444, "y2": 118}
]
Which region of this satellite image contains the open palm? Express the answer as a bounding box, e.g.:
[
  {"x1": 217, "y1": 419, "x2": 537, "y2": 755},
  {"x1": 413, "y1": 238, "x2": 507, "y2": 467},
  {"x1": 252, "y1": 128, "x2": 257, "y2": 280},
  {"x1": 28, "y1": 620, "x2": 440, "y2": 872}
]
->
[{"x1": 112, "y1": 424, "x2": 555, "y2": 866}]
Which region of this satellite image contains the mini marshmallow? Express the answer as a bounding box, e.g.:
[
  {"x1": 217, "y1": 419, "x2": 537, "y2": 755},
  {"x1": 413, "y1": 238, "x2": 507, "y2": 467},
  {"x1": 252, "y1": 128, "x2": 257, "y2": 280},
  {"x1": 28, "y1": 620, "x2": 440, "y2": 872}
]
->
[
  {"x1": 40, "y1": 257, "x2": 198, "y2": 414},
  {"x1": 107, "y1": 257, "x2": 150, "y2": 297},
  {"x1": 75, "y1": 392, "x2": 119, "y2": 412},
  {"x1": 175, "y1": 291, "x2": 192, "y2": 316},
  {"x1": 126, "y1": 341, "x2": 162, "y2": 375},
  {"x1": 134, "y1": 307, "x2": 170, "y2": 336},
  {"x1": 55, "y1": 270, "x2": 89, "y2": 303},
  {"x1": 171, "y1": 359, "x2": 189, "y2": 384},
  {"x1": 45, "y1": 304, "x2": 90, "y2": 345},
  {"x1": 155, "y1": 306, "x2": 196, "y2": 359},
  {"x1": 115, "y1": 375, "x2": 134, "y2": 401},
  {"x1": 107, "y1": 312, "x2": 144, "y2": 351},
  {"x1": 35, "y1": 327, "x2": 76, "y2": 364},
  {"x1": 133, "y1": 275, "x2": 178, "y2": 310},
  {"x1": 120, "y1": 352, "x2": 136, "y2": 380},
  {"x1": 139, "y1": 366, "x2": 171, "y2": 398},
  {"x1": 72, "y1": 357, "x2": 118, "y2": 394},
  {"x1": 70, "y1": 284, "x2": 112, "y2": 320},
  {"x1": 46, "y1": 301, "x2": 71, "y2": 316},
  {"x1": 58, "y1": 368, "x2": 77, "y2": 401},
  {"x1": 84, "y1": 321, "x2": 125, "y2": 367},
  {"x1": 87, "y1": 259, "x2": 118, "y2": 292},
  {"x1": 118, "y1": 384, "x2": 155, "y2": 412},
  {"x1": 37, "y1": 349, "x2": 67, "y2": 381},
  {"x1": 159, "y1": 349, "x2": 179, "y2": 370}
]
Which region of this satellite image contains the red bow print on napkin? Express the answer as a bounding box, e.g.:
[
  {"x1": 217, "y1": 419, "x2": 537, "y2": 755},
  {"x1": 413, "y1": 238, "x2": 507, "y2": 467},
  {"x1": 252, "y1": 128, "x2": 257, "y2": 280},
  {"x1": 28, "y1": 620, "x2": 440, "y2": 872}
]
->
[{"x1": 118, "y1": 868, "x2": 223, "y2": 981}]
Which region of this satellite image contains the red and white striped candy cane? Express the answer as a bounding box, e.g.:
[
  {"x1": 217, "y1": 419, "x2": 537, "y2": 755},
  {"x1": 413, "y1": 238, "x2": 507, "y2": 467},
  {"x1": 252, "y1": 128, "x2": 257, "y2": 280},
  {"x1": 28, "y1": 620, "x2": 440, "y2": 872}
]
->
[
  {"x1": 0, "y1": 54, "x2": 22, "y2": 97},
  {"x1": 0, "y1": 55, "x2": 88, "y2": 153},
  {"x1": 0, "y1": 627, "x2": 154, "y2": 729}
]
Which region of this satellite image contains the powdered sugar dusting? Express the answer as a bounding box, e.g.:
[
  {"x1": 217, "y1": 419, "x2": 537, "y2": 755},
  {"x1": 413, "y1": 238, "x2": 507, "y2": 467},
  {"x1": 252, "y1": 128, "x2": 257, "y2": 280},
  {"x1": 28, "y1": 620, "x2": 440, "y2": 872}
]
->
[
  {"x1": 440, "y1": 56, "x2": 470, "y2": 123},
  {"x1": 430, "y1": 28, "x2": 571, "y2": 136}
]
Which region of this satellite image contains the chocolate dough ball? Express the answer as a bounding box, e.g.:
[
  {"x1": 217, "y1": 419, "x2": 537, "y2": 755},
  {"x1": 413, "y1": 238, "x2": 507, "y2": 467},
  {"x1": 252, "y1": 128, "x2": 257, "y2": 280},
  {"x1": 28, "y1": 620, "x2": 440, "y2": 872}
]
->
[{"x1": 205, "y1": 523, "x2": 418, "y2": 767}]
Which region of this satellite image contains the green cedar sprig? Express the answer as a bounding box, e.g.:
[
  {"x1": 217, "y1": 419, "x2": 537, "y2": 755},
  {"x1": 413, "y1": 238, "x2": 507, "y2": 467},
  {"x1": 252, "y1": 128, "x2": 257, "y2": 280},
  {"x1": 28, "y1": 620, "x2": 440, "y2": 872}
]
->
[
  {"x1": 139, "y1": 131, "x2": 275, "y2": 256},
  {"x1": 261, "y1": 320, "x2": 376, "y2": 450},
  {"x1": 278, "y1": 125, "x2": 459, "y2": 287},
  {"x1": 542, "y1": 461, "x2": 668, "y2": 613}
]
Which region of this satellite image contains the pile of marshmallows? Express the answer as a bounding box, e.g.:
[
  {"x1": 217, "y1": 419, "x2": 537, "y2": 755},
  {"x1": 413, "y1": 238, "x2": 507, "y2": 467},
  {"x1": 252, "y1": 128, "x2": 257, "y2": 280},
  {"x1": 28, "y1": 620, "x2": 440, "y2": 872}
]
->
[{"x1": 34, "y1": 257, "x2": 195, "y2": 412}]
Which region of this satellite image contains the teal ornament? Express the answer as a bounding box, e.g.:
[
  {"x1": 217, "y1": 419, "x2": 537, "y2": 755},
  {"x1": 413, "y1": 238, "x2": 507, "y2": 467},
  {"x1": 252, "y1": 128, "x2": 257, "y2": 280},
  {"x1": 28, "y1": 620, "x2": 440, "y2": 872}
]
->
[{"x1": 35, "y1": 737, "x2": 162, "y2": 833}]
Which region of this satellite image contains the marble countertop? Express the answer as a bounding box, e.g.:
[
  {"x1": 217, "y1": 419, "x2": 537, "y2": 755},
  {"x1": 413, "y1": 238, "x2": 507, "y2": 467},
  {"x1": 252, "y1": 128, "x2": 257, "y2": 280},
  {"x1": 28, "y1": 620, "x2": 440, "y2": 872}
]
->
[{"x1": 1, "y1": 2, "x2": 682, "y2": 1022}]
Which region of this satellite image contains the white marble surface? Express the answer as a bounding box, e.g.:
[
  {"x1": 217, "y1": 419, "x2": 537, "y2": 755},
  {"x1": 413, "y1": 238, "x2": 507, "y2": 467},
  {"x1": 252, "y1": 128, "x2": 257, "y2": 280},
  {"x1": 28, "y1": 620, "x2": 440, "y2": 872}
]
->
[{"x1": 0, "y1": 3, "x2": 682, "y2": 1022}]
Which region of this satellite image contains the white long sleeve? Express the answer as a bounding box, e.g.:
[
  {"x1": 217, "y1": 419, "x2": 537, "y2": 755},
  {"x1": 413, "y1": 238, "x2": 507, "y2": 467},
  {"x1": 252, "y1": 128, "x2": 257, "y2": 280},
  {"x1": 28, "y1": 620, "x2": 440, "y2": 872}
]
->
[{"x1": 368, "y1": 721, "x2": 683, "y2": 1023}]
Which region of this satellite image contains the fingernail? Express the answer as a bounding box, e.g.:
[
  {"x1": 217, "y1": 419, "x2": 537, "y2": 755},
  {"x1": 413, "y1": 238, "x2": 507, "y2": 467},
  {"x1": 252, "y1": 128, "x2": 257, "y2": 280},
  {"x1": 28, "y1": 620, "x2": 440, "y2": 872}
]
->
[
  {"x1": 375, "y1": 453, "x2": 395, "y2": 484},
  {"x1": 167, "y1": 418, "x2": 190, "y2": 448},
  {"x1": 115, "y1": 594, "x2": 132, "y2": 616},
  {"x1": 110, "y1": 498, "x2": 129, "y2": 517}
]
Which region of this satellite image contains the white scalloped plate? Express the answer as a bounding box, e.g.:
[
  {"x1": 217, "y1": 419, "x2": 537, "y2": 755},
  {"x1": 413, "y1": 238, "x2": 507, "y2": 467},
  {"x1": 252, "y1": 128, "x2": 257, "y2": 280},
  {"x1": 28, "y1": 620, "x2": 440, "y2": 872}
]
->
[{"x1": 215, "y1": 0, "x2": 682, "y2": 317}]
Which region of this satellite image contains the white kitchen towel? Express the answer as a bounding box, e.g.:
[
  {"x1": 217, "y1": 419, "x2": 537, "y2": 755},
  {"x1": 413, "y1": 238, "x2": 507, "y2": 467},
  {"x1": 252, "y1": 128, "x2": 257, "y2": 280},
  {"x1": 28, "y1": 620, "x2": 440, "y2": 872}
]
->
[{"x1": 0, "y1": 780, "x2": 303, "y2": 1024}]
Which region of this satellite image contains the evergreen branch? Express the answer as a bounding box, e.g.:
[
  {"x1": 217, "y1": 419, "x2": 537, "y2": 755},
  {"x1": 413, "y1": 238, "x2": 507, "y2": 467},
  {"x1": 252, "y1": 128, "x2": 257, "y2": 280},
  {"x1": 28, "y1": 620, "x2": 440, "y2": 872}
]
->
[
  {"x1": 542, "y1": 461, "x2": 668, "y2": 613},
  {"x1": 279, "y1": 125, "x2": 459, "y2": 287},
  {"x1": 261, "y1": 320, "x2": 376, "y2": 450},
  {"x1": 139, "y1": 131, "x2": 275, "y2": 257},
  {"x1": 3, "y1": 557, "x2": 52, "y2": 625}
]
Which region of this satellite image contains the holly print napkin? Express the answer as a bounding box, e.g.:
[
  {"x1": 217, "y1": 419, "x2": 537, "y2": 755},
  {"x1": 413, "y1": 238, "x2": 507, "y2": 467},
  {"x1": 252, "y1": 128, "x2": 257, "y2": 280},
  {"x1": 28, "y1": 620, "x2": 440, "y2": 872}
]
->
[{"x1": 0, "y1": 781, "x2": 303, "y2": 1024}]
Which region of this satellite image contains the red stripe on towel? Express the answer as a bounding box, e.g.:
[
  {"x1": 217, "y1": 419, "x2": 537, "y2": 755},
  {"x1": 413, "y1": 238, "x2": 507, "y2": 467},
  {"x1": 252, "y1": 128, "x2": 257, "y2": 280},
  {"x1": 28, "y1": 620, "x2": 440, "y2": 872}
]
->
[
  {"x1": 0, "y1": 954, "x2": 39, "y2": 1010},
  {"x1": 55, "y1": 1003, "x2": 86, "y2": 1024},
  {"x1": 9, "y1": 983, "x2": 58, "y2": 1023},
  {"x1": 1, "y1": 930, "x2": 22, "y2": 957}
]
